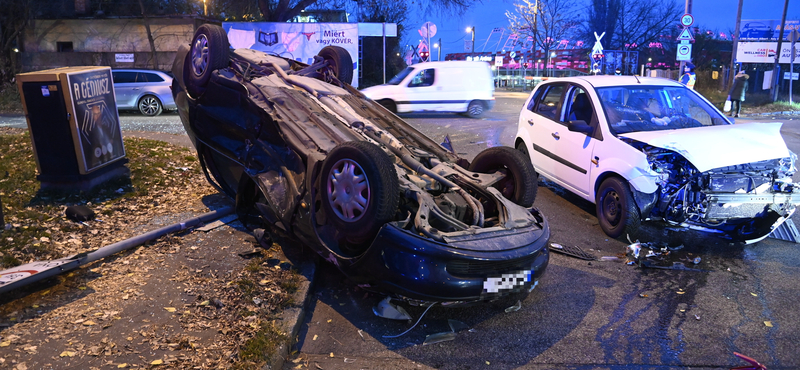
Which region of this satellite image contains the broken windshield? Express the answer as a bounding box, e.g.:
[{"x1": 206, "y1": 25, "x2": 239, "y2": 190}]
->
[{"x1": 597, "y1": 85, "x2": 730, "y2": 135}]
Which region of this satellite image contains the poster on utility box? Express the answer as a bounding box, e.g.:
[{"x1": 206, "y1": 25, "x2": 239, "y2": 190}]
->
[
  {"x1": 66, "y1": 68, "x2": 125, "y2": 173},
  {"x1": 223, "y1": 22, "x2": 359, "y2": 87}
]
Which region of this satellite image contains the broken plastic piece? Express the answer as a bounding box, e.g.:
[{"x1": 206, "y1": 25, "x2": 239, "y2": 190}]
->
[
  {"x1": 423, "y1": 331, "x2": 457, "y2": 345},
  {"x1": 731, "y1": 351, "x2": 767, "y2": 370},
  {"x1": 504, "y1": 300, "x2": 522, "y2": 313},
  {"x1": 600, "y1": 256, "x2": 621, "y2": 261},
  {"x1": 382, "y1": 302, "x2": 438, "y2": 339},
  {"x1": 627, "y1": 242, "x2": 642, "y2": 259},
  {"x1": 692, "y1": 257, "x2": 701, "y2": 264},
  {"x1": 372, "y1": 297, "x2": 412, "y2": 320},
  {"x1": 448, "y1": 319, "x2": 469, "y2": 333}
]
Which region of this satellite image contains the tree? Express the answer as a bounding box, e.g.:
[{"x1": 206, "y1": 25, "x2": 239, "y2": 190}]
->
[
  {"x1": 506, "y1": 0, "x2": 579, "y2": 76},
  {"x1": 0, "y1": 0, "x2": 39, "y2": 82},
  {"x1": 586, "y1": 0, "x2": 620, "y2": 50},
  {"x1": 587, "y1": 0, "x2": 680, "y2": 51}
]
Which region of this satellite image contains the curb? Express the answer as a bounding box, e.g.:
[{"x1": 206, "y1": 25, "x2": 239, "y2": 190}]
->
[
  {"x1": 743, "y1": 110, "x2": 800, "y2": 117},
  {"x1": 266, "y1": 259, "x2": 315, "y2": 370}
]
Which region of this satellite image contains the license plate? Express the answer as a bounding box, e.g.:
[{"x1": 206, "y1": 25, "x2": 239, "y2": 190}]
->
[{"x1": 483, "y1": 270, "x2": 532, "y2": 293}]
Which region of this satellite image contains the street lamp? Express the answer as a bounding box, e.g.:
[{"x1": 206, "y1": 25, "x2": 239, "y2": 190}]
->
[
  {"x1": 466, "y1": 27, "x2": 475, "y2": 58},
  {"x1": 433, "y1": 42, "x2": 439, "y2": 61}
]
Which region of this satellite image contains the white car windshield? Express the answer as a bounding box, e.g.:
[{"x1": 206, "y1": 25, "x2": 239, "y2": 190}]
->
[
  {"x1": 596, "y1": 85, "x2": 730, "y2": 135},
  {"x1": 387, "y1": 67, "x2": 415, "y2": 85}
]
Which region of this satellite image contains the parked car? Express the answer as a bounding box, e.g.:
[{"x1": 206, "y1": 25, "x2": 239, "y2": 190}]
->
[
  {"x1": 111, "y1": 69, "x2": 176, "y2": 116},
  {"x1": 171, "y1": 24, "x2": 550, "y2": 305},
  {"x1": 514, "y1": 76, "x2": 800, "y2": 243},
  {"x1": 360, "y1": 61, "x2": 495, "y2": 117}
]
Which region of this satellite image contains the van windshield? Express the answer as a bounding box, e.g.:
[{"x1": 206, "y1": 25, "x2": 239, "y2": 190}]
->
[{"x1": 388, "y1": 67, "x2": 415, "y2": 85}]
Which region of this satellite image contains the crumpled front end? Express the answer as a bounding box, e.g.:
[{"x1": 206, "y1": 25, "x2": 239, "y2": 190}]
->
[{"x1": 639, "y1": 142, "x2": 800, "y2": 242}]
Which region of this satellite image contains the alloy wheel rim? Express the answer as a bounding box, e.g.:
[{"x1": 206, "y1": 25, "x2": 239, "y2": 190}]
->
[
  {"x1": 191, "y1": 34, "x2": 209, "y2": 77},
  {"x1": 140, "y1": 97, "x2": 159, "y2": 115},
  {"x1": 327, "y1": 158, "x2": 370, "y2": 222}
]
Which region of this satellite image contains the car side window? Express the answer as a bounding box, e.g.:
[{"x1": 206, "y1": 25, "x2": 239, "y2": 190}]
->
[
  {"x1": 533, "y1": 84, "x2": 565, "y2": 120},
  {"x1": 408, "y1": 69, "x2": 435, "y2": 87},
  {"x1": 565, "y1": 87, "x2": 594, "y2": 125},
  {"x1": 112, "y1": 72, "x2": 137, "y2": 84},
  {"x1": 138, "y1": 72, "x2": 164, "y2": 83}
]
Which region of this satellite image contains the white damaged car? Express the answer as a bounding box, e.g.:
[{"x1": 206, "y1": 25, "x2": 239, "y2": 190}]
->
[{"x1": 514, "y1": 76, "x2": 800, "y2": 243}]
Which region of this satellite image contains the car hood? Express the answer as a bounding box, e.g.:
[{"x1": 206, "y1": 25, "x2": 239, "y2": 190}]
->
[
  {"x1": 619, "y1": 122, "x2": 790, "y2": 172},
  {"x1": 359, "y1": 84, "x2": 395, "y2": 99}
]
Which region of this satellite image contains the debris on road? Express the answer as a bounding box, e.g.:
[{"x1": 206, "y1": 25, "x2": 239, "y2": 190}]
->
[
  {"x1": 624, "y1": 241, "x2": 708, "y2": 272},
  {"x1": 732, "y1": 351, "x2": 768, "y2": 370},
  {"x1": 504, "y1": 300, "x2": 522, "y2": 313},
  {"x1": 372, "y1": 297, "x2": 412, "y2": 321},
  {"x1": 549, "y1": 243, "x2": 596, "y2": 260}
]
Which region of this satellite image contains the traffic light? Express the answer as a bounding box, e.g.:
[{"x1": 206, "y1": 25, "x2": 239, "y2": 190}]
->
[{"x1": 420, "y1": 50, "x2": 429, "y2": 61}]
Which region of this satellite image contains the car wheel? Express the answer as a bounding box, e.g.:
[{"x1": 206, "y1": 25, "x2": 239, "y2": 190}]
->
[
  {"x1": 377, "y1": 99, "x2": 397, "y2": 113},
  {"x1": 469, "y1": 146, "x2": 538, "y2": 207},
  {"x1": 137, "y1": 95, "x2": 163, "y2": 116},
  {"x1": 595, "y1": 177, "x2": 640, "y2": 239},
  {"x1": 318, "y1": 45, "x2": 353, "y2": 85},
  {"x1": 198, "y1": 143, "x2": 243, "y2": 199},
  {"x1": 186, "y1": 24, "x2": 230, "y2": 97},
  {"x1": 465, "y1": 101, "x2": 485, "y2": 118},
  {"x1": 320, "y1": 141, "x2": 399, "y2": 248}
]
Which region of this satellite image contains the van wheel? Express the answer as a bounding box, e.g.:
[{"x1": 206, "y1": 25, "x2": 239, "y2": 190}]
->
[
  {"x1": 377, "y1": 99, "x2": 397, "y2": 113},
  {"x1": 465, "y1": 101, "x2": 485, "y2": 118}
]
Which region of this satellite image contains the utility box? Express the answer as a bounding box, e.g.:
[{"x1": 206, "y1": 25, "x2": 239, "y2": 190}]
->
[{"x1": 16, "y1": 67, "x2": 128, "y2": 191}]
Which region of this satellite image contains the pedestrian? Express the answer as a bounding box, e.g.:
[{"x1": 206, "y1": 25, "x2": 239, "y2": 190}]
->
[
  {"x1": 679, "y1": 62, "x2": 696, "y2": 90},
  {"x1": 728, "y1": 70, "x2": 749, "y2": 118}
]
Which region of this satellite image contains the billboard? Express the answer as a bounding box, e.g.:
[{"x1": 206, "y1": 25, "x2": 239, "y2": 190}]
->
[
  {"x1": 736, "y1": 42, "x2": 800, "y2": 63},
  {"x1": 66, "y1": 68, "x2": 126, "y2": 173},
  {"x1": 223, "y1": 22, "x2": 359, "y2": 87},
  {"x1": 739, "y1": 19, "x2": 800, "y2": 41}
]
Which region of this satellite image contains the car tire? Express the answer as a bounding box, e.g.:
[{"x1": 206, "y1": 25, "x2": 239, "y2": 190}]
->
[
  {"x1": 198, "y1": 143, "x2": 244, "y2": 199},
  {"x1": 469, "y1": 146, "x2": 538, "y2": 207},
  {"x1": 137, "y1": 95, "x2": 163, "y2": 116},
  {"x1": 595, "y1": 177, "x2": 640, "y2": 239},
  {"x1": 377, "y1": 99, "x2": 397, "y2": 113},
  {"x1": 186, "y1": 24, "x2": 230, "y2": 98},
  {"x1": 320, "y1": 141, "x2": 399, "y2": 248},
  {"x1": 465, "y1": 101, "x2": 485, "y2": 118},
  {"x1": 318, "y1": 45, "x2": 353, "y2": 85}
]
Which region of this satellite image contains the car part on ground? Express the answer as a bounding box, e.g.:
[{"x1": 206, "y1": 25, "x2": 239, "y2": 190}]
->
[
  {"x1": 171, "y1": 24, "x2": 550, "y2": 305},
  {"x1": 515, "y1": 76, "x2": 800, "y2": 243}
]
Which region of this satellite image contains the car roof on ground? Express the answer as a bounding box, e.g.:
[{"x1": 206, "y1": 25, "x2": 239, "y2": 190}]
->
[{"x1": 542, "y1": 75, "x2": 684, "y2": 88}]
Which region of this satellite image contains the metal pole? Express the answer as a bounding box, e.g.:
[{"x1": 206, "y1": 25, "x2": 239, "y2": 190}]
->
[
  {"x1": 770, "y1": 0, "x2": 790, "y2": 102},
  {"x1": 382, "y1": 23, "x2": 386, "y2": 84},
  {"x1": 729, "y1": 0, "x2": 744, "y2": 91},
  {"x1": 679, "y1": 0, "x2": 692, "y2": 81},
  {"x1": 791, "y1": 31, "x2": 797, "y2": 104}
]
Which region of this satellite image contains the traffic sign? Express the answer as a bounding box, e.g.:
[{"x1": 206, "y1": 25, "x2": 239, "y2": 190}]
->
[
  {"x1": 677, "y1": 43, "x2": 692, "y2": 61},
  {"x1": 510, "y1": 51, "x2": 516, "y2": 59},
  {"x1": 790, "y1": 29, "x2": 800, "y2": 43},
  {"x1": 677, "y1": 28, "x2": 694, "y2": 42},
  {"x1": 680, "y1": 14, "x2": 694, "y2": 27}
]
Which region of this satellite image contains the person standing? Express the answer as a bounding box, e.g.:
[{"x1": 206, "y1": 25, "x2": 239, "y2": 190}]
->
[
  {"x1": 728, "y1": 70, "x2": 749, "y2": 118},
  {"x1": 679, "y1": 62, "x2": 696, "y2": 89}
]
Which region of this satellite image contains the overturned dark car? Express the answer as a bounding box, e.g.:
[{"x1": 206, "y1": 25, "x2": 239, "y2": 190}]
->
[{"x1": 170, "y1": 25, "x2": 550, "y2": 305}]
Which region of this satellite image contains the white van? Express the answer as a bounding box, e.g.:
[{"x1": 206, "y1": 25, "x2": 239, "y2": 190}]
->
[{"x1": 360, "y1": 61, "x2": 495, "y2": 117}]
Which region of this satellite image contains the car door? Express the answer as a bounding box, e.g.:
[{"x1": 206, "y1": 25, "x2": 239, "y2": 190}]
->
[
  {"x1": 518, "y1": 82, "x2": 567, "y2": 180},
  {"x1": 550, "y1": 85, "x2": 602, "y2": 197},
  {"x1": 398, "y1": 68, "x2": 442, "y2": 112},
  {"x1": 111, "y1": 71, "x2": 138, "y2": 109}
]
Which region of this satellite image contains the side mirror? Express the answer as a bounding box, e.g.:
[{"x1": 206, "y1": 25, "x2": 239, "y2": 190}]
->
[{"x1": 568, "y1": 120, "x2": 594, "y2": 134}]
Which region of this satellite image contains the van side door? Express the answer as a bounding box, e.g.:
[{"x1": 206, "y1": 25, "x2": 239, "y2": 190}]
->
[{"x1": 398, "y1": 68, "x2": 443, "y2": 112}]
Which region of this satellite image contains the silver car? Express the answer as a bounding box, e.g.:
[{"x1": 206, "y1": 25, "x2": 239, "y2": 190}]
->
[{"x1": 111, "y1": 69, "x2": 176, "y2": 116}]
